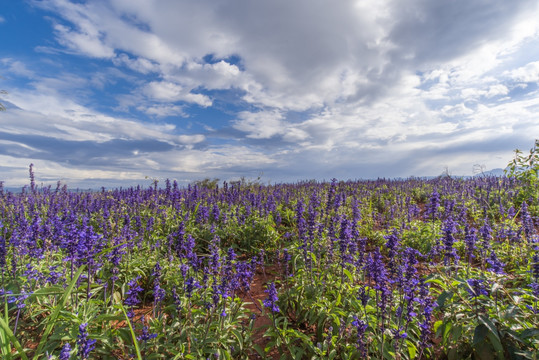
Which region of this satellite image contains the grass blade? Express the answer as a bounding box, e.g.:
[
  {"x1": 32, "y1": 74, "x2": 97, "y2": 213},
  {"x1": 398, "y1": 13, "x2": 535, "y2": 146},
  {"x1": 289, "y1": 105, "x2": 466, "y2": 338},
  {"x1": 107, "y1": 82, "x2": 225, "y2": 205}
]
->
[
  {"x1": 1, "y1": 296, "x2": 13, "y2": 360},
  {"x1": 0, "y1": 316, "x2": 28, "y2": 360},
  {"x1": 118, "y1": 302, "x2": 143, "y2": 360},
  {"x1": 32, "y1": 265, "x2": 86, "y2": 360}
]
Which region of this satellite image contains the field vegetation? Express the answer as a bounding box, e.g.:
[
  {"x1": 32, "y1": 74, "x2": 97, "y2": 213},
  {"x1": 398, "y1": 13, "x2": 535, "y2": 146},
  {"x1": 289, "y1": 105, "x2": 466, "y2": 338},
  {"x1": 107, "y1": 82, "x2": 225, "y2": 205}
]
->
[{"x1": 0, "y1": 141, "x2": 538, "y2": 359}]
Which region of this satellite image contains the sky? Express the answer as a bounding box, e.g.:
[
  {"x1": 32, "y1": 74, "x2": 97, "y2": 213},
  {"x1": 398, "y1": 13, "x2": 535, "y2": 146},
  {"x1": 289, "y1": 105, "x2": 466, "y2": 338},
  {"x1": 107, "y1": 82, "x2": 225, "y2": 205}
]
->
[{"x1": 1, "y1": 0, "x2": 539, "y2": 189}]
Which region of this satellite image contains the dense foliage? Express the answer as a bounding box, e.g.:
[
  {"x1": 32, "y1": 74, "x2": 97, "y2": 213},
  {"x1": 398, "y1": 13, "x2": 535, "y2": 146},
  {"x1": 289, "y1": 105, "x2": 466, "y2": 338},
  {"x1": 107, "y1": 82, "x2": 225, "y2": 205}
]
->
[{"x1": 0, "y1": 166, "x2": 538, "y2": 359}]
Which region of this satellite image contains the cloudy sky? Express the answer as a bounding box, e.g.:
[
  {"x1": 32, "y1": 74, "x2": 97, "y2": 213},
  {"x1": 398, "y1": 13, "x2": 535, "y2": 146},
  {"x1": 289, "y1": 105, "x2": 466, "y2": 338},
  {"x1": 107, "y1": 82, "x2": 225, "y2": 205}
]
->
[{"x1": 1, "y1": 0, "x2": 539, "y2": 188}]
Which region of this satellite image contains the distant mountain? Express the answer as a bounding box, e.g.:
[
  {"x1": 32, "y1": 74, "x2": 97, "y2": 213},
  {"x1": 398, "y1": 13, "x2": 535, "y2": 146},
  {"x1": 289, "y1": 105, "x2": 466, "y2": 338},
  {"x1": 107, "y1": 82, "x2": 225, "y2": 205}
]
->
[{"x1": 474, "y1": 168, "x2": 505, "y2": 177}]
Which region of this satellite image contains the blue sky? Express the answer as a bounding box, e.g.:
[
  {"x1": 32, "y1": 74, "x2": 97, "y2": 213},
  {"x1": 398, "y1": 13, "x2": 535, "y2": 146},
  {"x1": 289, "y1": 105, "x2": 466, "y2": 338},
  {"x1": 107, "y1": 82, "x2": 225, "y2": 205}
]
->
[{"x1": 1, "y1": 0, "x2": 539, "y2": 188}]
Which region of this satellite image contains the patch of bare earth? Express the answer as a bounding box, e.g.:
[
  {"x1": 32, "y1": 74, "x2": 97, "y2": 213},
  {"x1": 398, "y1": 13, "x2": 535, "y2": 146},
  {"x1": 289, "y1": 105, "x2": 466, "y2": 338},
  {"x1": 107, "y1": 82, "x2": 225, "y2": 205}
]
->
[{"x1": 239, "y1": 264, "x2": 282, "y2": 360}]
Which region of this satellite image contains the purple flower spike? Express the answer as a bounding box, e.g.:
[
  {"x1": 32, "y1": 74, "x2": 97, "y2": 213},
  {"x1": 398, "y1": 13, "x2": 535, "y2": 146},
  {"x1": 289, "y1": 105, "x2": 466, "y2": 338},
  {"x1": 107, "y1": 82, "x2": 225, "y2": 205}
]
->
[
  {"x1": 77, "y1": 323, "x2": 96, "y2": 360},
  {"x1": 125, "y1": 276, "x2": 143, "y2": 307},
  {"x1": 59, "y1": 342, "x2": 71, "y2": 360},
  {"x1": 467, "y1": 279, "x2": 488, "y2": 298},
  {"x1": 352, "y1": 316, "x2": 368, "y2": 357},
  {"x1": 263, "y1": 282, "x2": 280, "y2": 313},
  {"x1": 486, "y1": 251, "x2": 505, "y2": 274}
]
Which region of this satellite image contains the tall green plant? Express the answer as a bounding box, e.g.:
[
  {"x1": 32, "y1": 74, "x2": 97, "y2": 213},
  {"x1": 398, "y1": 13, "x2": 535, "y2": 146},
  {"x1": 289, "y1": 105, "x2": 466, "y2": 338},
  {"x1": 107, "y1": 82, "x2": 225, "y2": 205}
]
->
[{"x1": 505, "y1": 139, "x2": 539, "y2": 209}]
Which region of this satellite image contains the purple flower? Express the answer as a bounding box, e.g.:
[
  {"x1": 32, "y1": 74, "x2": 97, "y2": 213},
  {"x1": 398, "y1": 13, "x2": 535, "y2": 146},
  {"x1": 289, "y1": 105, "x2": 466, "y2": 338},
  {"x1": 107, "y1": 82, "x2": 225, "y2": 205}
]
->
[
  {"x1": 59, "y1": 342, "x2": 71, "y2": 360},
  {"x1": 384, "y1": 231, "x2": 401, "y2": 279},
  {"x1": 153, "y1": 282, "x2": 165, "y2": 304},
  {"x1": 0, "y1": 233, "x2": 6, "y2": 272},
  {"x1": 282, "y1": 248, "x2": 292, "y2": 277},
  {"x1": 77, "y1": 323, "x2": 96, "y2": 360},
  {"x1": 530, "y1": 282, "x2": 539, "y2": 297},
  {"x1": 125, "y1": 276, "x2": 143, "y2": 310},
  {"x1": 521, "y1": 202, "x2": 535, "y2": 242},
  {"x1": 339, "y1": 218, "x2": 356, "y2": 266},
  {"x1": 467, "y1": 279, "x2": 488, "y2": 298},
  {"x1": 211, "y1": 204, "x2": 220, "y2": 221},
  {"x1": 479, "y1": 219, "x2": 492, "y2": 251},
  {"x1": 0, "y1": 289, "x2": 15, "y2": 304},
  {"x1": 226, "y1": 247, "x2": 237, "y2": 262},
  {"x1": 152, "y1": 262, "x2": 166, "y2": 306},
  {"x1": 418, "y1": 280, "x2": 436, "y2": 351},
  {"x1": 185, "y1": 277, "x2": 200, "y2": 298},
  {"x1": 425, "y1": 190, "x2": 440, "y2": 221},
  {"x1": 47, "y1": 265, "x2": 64, "y2": 285},
  {"x1": 486, "y1": 251, "x2": 505, "y2": 274},
  {"x1": 357, "y1": 286, "x2": 369, "y2": 307},
  {"x1": 235, "y1": 261, "x2": 254, "y2": 292},
  {"x1": 137, "y1": 316, "x2": 157, "y2": 342},
  {"x1": 171, "y1": 287, "x2": 183, "y2": 312},
  {"x1": 392, "y1": 327, "x2": 407, "y2": 340},
  {"x1": 351, "y1": 316, "x2": 368, "y2": 357},
  {"x1": 263, "y1": 282, "x2": 280, "y2": 313},
  {"x1": 442, "y1": 217, "x2": 459, "y2": 266},
  {"x1": 464, "y1": 226, "x2": 477, "y2": 265},
  {"x1": 15, "y1": 291, "x2": 31, "y2": 309}
]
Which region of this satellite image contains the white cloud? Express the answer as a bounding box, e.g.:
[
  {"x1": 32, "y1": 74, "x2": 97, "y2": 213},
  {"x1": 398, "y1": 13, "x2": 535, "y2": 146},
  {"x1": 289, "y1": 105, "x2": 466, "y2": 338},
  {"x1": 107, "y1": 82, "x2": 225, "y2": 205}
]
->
[
  {"x1": 166, "y1": 145, "x2": 277, "y2": 173},
  {"x1": 506, "y1": 61, "x2": 539, "y2": 83},
  {"x1": 140, "y1": 104, "x2": 187, "y2": 117},
  {"x1": 486, "y1": 84, "x2": 509, "y2": 98},
  {"x1": 1, "y1": 87, "x2": 196, "y2": 146},
  {"x1": 113, "y1": 54, "x2": 159, "y2": 74},
  {"x1": 233, "y1": 110, "x2": 285, "y2": 139},
  {"x1": 441, "y1": 103, "x2": 474, "y2": 118},
  {"x1": 1, "y1": 58, "x2": 35, "y2": 78},
  {"x1": 143, "y1": 81, "x2": 212, "y2": 107},
  {"x1": 53, "y1": 23, "x2": 115, "y2": 58},
  {"x1": 3, "y1": 0, "x2": 539, "y2": 187}
]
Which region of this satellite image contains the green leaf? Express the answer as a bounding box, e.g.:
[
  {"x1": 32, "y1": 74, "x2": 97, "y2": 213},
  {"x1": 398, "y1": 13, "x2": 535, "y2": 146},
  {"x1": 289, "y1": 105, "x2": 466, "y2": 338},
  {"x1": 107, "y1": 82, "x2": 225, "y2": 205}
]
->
[
  {"x1": 94, "y1": 314, "x2": 124, "y2": 322},
  {"x1": 437, "y1": 291, "x2": 453, "y2": 308},
  {"x1": 520, "y1": 328, "x2": 539, "y2": 339},
  {"x1": 407, "y1": 340, "x2": 418, "y2": 359},
  {"x1": 335, "y1": 292, "x2": 342, "y2": 307},
  {"x1": 474, "y1": 339, "x2": 496, "y2": 360},
  {"x1": 32, "y1": 265, "x2": 86, "y2": 360},
  {"x1": 441, "y1": 321, "x2": 453, "y2": 344},
  {"x1": 292, "y1": 347, "x2": 305, "y2": 359},
  {"x1": 486, "y1": 331, "x2": 505, "y2": 359},
  {"x1": 447, "y1": 347, "x2": 459, "y2": 360},
  {"x1": 433, "y1": 320, "x2": 443, "y2": 333},
  {"x1": 478, "y1": 316, "x2": 501, "y2": 343},
  {"x1": 253, "y1": 344, "x2": 266, "y2": 358},
  {"x1": 473, "y1": 324, "x2": 489, "y2": 346},
  {"x1": 452, "y1": 324, "x2": 462, "y2": 342},
  {"x1": 118, "y1": 302, "x2": 143, "y2": 360},
  {"x1": 230, "y1": 329, "x2": 243, "y2": 351},
  {"x1": 0, "y1": 317, "x2": 27, "y2": 360},
  {"x1": 27, "y1": 285, "x2": 65, "y2": 299},
  {"x1": 343, "y1": 268, "x2": 354, "y2": 283},
  {"x1": 478, "y1": 316, "x2": 503, "y2": 358},
  {"x1": 424, "y1": 277, "x2": 446, "y2": 288},
  {"x1": 0, "y1": 295, "x2": 12, "y2": 360}
]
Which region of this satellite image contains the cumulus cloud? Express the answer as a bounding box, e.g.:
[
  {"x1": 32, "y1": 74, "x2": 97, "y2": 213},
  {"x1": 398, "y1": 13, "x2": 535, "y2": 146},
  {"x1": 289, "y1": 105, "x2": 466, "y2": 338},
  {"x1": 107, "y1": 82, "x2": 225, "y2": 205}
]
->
[
  {"x1": 506, "y1": 61, "x2": 539, "y2": 83},
  {"x1": 53, "y1": 23, "x2": 115, "y2": 58},
  {"x1": 233, "y1": 111, "x2": 285, "y2": 139},
  {"x1": 1, "y1": 0, "x2": 539, "y2": 187},
  {"x1": 143, "y1": 81, "x2": 212, "y2": 107}
]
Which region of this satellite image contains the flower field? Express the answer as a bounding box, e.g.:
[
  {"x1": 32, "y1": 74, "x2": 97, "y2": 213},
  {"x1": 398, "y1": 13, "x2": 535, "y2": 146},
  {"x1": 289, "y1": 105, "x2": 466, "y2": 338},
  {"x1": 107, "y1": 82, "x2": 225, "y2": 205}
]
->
[{"x1": 1, "y1": 168, "x2": 538, "y2": 359}]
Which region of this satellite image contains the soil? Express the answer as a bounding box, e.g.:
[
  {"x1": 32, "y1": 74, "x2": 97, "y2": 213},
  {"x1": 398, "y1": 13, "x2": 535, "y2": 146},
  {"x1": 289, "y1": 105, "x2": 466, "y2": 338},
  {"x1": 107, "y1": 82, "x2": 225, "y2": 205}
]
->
[{"x1": 238, "y1": 263, "x2": 282, "y2": 360}]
